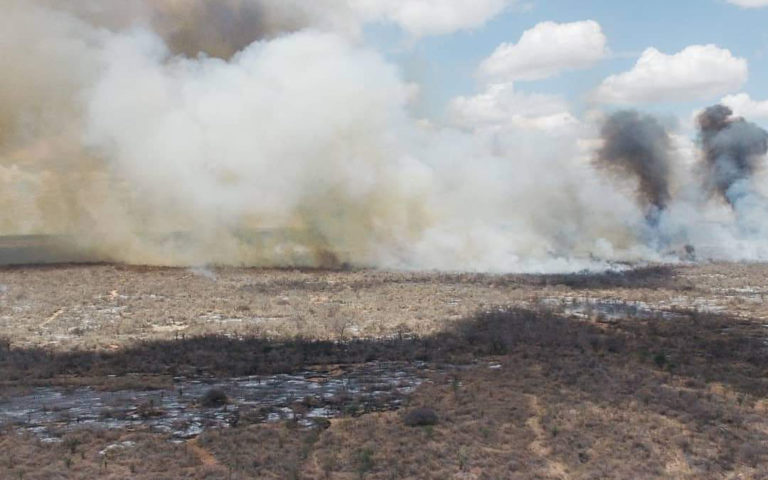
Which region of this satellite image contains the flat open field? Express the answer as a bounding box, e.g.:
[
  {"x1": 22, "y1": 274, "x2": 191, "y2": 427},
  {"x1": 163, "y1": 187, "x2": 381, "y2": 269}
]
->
[{"x1": 1, "y1": 263, "x2": 767, "y2": 479}]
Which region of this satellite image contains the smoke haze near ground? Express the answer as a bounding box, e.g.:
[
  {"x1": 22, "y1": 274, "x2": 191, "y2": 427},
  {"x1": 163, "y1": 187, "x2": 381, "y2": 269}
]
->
[{"x1": 2, "y1": 1, "x2": 768, "y2": 271}]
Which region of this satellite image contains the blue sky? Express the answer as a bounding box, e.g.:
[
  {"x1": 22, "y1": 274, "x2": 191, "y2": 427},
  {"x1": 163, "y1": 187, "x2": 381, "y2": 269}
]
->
[{"x1": 363, "y1": 0, "x2": 768, "y2": 126}]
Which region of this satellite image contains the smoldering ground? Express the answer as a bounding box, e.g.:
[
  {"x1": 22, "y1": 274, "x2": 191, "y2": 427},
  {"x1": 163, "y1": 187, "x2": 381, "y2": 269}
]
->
[{"x1": 2, "y1": 1, "x2": 768, "y2": 271}]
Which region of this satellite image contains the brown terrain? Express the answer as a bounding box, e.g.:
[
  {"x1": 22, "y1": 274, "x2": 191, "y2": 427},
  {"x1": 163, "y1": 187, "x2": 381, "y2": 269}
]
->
[{"x1": 1, "y1": 262, "x2": 767, "y2": 479}]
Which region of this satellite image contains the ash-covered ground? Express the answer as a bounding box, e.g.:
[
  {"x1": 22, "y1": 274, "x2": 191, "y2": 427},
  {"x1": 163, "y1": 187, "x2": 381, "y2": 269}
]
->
[{"x1": 1, "y1": 263, "x2": 767, "y2": 479}]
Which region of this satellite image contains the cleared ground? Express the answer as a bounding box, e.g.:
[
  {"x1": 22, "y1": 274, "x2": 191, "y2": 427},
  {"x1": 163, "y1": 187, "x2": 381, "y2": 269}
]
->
[{"x1": 1, "y1": 263, "x2": 767, "y2": 479}]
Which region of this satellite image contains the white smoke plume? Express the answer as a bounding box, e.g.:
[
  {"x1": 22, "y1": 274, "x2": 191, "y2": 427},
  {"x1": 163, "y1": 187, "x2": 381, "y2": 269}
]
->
[{"x1": 1, "y1": 0, "x2": 767, "y2": 271}]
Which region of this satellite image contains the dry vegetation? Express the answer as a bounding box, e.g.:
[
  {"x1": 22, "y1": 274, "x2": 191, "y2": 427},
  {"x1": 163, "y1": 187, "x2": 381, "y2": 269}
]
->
[{"x1": 1, "y1": 262, "x2": 768, "y2": 479}]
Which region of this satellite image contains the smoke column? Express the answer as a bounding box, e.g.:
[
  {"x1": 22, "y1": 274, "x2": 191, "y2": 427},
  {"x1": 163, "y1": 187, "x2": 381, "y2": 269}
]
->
[
  {"x1": 597, "y1": 111, "x2": 672, "y2": 222},
  {"x1": 697, "y1": 104, "x2": 768, "y2": 207},
  {"x1": 35, "y1": 0, "x2": 361, "y2": 59}
]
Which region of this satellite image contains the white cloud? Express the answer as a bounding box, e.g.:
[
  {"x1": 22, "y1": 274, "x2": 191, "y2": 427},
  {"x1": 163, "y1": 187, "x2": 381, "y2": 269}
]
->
[
  {"x1": 450, "y1": 82, "x2": 577, "y2": 131},
  {"x1": 595, "y1": 44, "x2": 748, "y2": 104},
  {"x1": 726, "y1": 0, "x2": 768, "y2": 7},
  {"x1": 479, "y1": 20, "x2": 607, "y2": 82},
  {"x1": 721, "y1": 93, "x2": 768, "y2": 118},
  {"x1": 350, "y1": 0, "x2": 513, "y2": 36}
]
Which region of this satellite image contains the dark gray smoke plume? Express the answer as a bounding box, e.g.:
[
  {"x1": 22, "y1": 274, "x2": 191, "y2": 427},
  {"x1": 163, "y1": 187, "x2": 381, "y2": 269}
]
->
[
  {"x1": 697, "y1": 104, "x2": 768, "y2": 206},
  {"x1": 35, "y1": 0, "x2": 344, "y2": 60},
  {"x1": 597, "y1": 111, "x2": 672, "y2": 218}
]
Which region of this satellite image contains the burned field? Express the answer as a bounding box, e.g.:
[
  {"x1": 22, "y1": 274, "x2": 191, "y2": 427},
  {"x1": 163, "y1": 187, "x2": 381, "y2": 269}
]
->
[{"x1": 1, "y1": 263, "x2": 768, "y2": 479}]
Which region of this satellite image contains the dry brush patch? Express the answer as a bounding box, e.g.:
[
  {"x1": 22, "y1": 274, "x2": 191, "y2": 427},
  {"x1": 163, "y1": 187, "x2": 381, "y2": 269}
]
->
[
  {"x1": 0, "y1": 429, "x2": 213, "y2": 479},
  {"x1": 1, "y1": 263, "x2": 746, "y2": 353},
  {"x1": 2, "y1": 264, "x2": 768, "y2": 478}
]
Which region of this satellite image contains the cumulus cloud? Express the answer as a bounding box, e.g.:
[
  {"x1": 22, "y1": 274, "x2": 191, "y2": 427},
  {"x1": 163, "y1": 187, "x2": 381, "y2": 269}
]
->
[
  {"x1": 595, "y1": 45, "x2": 748, "y2": 104},
  {"x1": 721, "y1": 93, "x2": 768, "y2": 119},
  {"x1": 450, "y1": 82, "x2": 577, "y2": 131},
  {"x1": 351, "y1": 0, "x2": 513, "y2": 36},
  {"x1": 479, "y1": 20, "x2": 607, "y2": 82},
  {"x1": 726, "y1": 0, "x2": 768, "y2": 7}
]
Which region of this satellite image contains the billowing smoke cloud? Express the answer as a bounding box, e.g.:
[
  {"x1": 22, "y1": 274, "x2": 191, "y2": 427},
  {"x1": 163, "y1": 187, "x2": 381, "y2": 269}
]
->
[
  {"x1": 3, "y1": 0, "x2": 768, "y2": 271},
  {"x1": 0, "y1": 0, "x2": 377, "y2": 265},
  {"x1": 697, "y1": 104, "x2": 768, "y2": 206},
  {"x1": 37, "y1": 0, "x2": 361, "y2": 59},
  {"x1": 0, "y1": 0, "x2": 640, "y2": 271},
  {"x1": 597, "y1": 111, "x2": 672, "y2": 219}
]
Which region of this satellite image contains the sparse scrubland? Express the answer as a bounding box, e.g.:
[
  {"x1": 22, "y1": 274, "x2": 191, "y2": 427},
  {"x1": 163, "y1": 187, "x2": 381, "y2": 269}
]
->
[{"x1": 1, "y1": 263, "x2": 768, "y2": 479}]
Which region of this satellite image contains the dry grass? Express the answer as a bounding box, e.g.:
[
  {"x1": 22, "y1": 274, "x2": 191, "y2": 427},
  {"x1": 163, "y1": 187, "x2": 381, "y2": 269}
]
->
[
  {"x1": 2, "y1": 263, "x2": 768, "y2": 478},
  {"x1": 0, "y1": 263, "x2": 737, "y2": 351},
  {"x1": 0, "y1": 429, "x2": 209, "y2": 479},
  {"x1": 1, "y1": 263, "x2": 767, "y2": 352}
]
